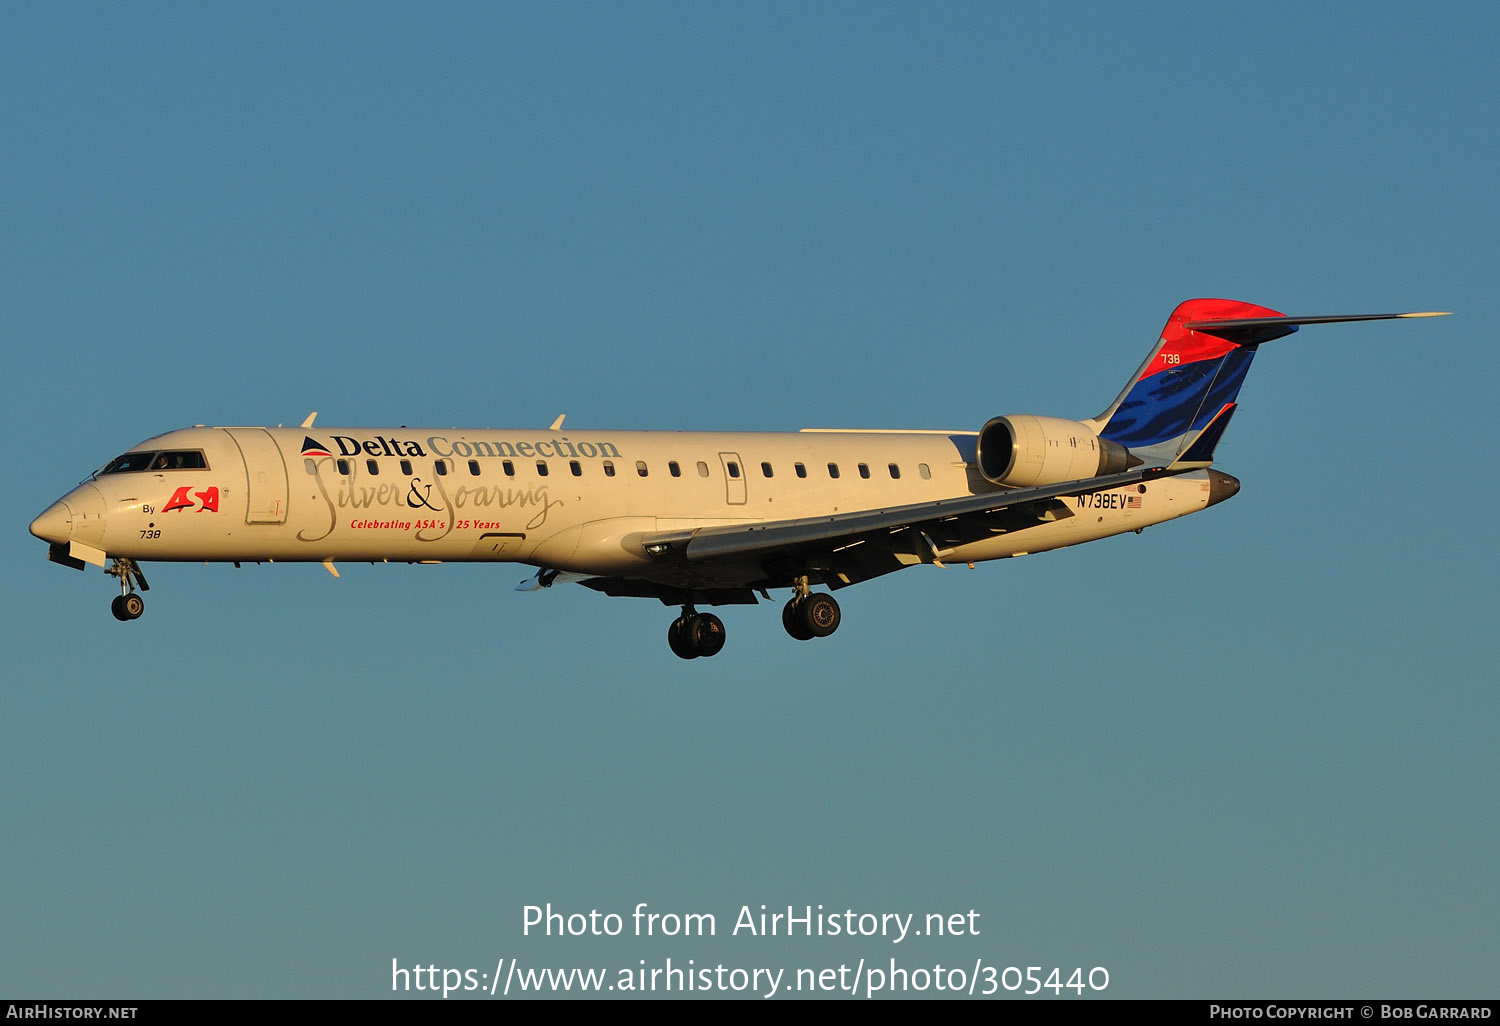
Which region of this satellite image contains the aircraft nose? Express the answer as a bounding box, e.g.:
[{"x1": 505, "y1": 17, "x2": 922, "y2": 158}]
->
[
  {"x1": 30, "y1": 501, "x2": 73, "y2": 544},
  {"x1": 31, "y1": 484, "x2": 106, "y2": 545},
  {"x1": 1206, "y1": 470, "x2": 1241, "y2": 507}
]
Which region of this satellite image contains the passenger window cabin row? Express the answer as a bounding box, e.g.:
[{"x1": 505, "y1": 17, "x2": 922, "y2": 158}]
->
[
  {"x1": 309, "y1": 458, "x2": 935, "y2": 481},
  {"x1": 104, "y1": 449, "x2": 937, "y2": 483}
]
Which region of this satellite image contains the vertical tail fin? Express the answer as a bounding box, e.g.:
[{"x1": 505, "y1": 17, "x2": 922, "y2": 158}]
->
[
  {"x1": 1088, "y1": 300, "x2": 1450, "y2": 465},
  {"x1": 1089, "y1": 298, "x2": 1286, "y2": 464}
]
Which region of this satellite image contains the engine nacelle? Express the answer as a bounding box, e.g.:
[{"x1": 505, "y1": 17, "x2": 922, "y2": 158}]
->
[{"x1": 976, "y1": 415, "x2": 1132, "y2": 488}]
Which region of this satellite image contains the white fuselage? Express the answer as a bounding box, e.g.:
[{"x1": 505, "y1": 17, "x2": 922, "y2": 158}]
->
[{"x1": 35, "y1": 424, "x2": 1221, "y2": 588}]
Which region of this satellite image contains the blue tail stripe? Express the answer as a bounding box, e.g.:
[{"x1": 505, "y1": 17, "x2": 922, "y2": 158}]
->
[{"x1": 1101, "y1": 348, "x2": 1257, "y2": 449}]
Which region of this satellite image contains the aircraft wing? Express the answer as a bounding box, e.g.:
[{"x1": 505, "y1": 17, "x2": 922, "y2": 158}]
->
[{"x1": 639, "y1": 466, "x2": 1187, "y2": 567}]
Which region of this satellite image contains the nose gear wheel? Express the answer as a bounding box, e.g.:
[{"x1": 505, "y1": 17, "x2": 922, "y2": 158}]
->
[{"x1": 105, "y1": 558, "x2": 149, "y2": 621}]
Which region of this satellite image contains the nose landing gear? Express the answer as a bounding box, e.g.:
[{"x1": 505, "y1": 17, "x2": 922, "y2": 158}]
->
[
  {"x1": 106, "y1": 558, "x2": 149, "y2": 621},
  {"x1": 668, "y1": 607, "x2": 726, "y2": 659}
]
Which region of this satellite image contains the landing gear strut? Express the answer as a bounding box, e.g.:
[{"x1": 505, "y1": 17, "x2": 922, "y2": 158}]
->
[
  {"x1": 668, "y1": 607, "x2": 726, "y2": 659},
  {"x1": 782, "y1": 576, "x2": 840, "y2": 641},
  {"x1": 106, "y1": 557, "x2": 149, "y2": 622}
]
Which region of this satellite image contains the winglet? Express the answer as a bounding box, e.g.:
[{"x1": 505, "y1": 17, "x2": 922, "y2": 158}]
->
[
  {"x1": 549, "y1": 414, "x2": 566, "y2": 431},
  {"x1": 301, "y1": 412, "x2": 318, "y2": 428}
]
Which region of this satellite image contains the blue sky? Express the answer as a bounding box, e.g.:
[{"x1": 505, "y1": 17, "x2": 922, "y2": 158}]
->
[{"x1": 4, "y1": 2, "x2": 1496, "y2": 999}]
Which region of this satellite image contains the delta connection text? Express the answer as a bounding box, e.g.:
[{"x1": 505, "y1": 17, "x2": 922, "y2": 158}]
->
[
  {"x1": 323, "y1": 433, "x2": 624, "y2": 461},
  {"x1": 523, "y1": 902, "x2": 980, "y2": 943}
]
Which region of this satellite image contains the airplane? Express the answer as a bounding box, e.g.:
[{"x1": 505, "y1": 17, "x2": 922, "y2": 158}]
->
[{"x1": 30, "y1": 298, "x2": 1447, "y2": 658}]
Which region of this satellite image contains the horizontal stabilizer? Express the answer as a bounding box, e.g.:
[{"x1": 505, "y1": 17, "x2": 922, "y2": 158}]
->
[{"x1": 1182, "y1": 310, "x2": 1451, "y2": 345}]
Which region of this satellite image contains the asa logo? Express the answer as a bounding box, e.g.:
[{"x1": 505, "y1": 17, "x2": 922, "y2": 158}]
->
[{"x1": 164, "y1": 486, "x2": 220, "y2": 513}]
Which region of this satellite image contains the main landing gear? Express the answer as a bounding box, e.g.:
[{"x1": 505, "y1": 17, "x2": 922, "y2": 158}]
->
[
  {"x1": 782, "y1": 577, "x2": 840, "y2": 642},
  {"x1": 106, "y1": 557, "x2": 149, "y2": 622},
  {"x1": 664, "y1": 579, "x2": 842, "y2": 658},
  {"x1": 668, "y1": 607, "x2": 726, "y2": 660}
]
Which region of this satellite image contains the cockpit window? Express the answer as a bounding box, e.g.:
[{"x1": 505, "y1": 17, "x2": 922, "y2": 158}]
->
[
  {"x1": 157, "y1": 450, "x2": 207, "y2": 470},
  {"x1": 100, "y1": 452, "x2": 158, "y2": 474},
  {"x1": 100, "y1": 450, "x2": 208, "y2": 474}
]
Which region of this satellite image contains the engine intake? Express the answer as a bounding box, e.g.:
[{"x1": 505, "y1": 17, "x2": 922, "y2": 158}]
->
[{"x1": 976, "y1": 415, "x2": 1132, "y2": 488}]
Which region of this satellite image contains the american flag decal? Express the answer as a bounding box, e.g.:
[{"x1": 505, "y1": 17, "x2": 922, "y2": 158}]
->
[{"x1": 1126, "y1": 495, "x2": 1142, "y2": 509}]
